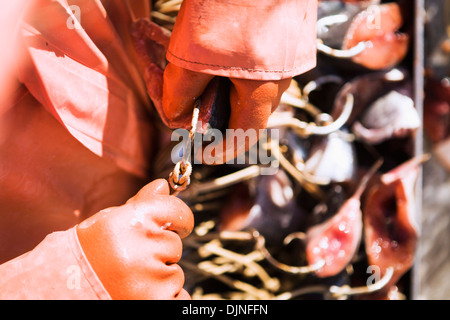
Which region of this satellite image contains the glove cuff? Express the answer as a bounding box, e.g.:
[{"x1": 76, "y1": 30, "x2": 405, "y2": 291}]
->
[{"x1": 68, "y1": 226, "x2": 112, "y2": 299}]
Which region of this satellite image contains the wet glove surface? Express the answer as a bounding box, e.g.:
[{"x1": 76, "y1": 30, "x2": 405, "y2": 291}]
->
[{"x1": 76, "y1": 179, "x2": 194, "y2": 300}]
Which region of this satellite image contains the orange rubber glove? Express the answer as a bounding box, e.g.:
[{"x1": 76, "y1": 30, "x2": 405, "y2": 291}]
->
[
  {"x1": 76, "y1": 179, "x2": 194, "y2": 300},
  {"x1": 0, "y1": 179, "x2": 194, "y2": 300},
  {"x1": 163, "y1": 63, "x2": 291, "y2": 163}
]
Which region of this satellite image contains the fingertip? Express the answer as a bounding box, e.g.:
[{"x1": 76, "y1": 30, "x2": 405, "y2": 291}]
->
[
  {"x1": 147, "y1": 179, "x2": 171, "y2": 195},
  {"x1": 130, "y1": 179, "x2": 170, "y2": 203},
  {"x1": 175, "y1": 205, "x2": 195, "y2": 240},
  {"x1": 162, "y1": 63, "x2": 214, "y2": 126}
]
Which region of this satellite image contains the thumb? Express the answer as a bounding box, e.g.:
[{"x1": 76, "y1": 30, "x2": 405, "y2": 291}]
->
[{"x1": 128, "y1": 179, "x2": 170, "y2": 203}]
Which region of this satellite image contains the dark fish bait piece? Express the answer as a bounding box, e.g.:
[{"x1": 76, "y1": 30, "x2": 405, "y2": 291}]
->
[
  {"x1": 305, "y1": 159, "x2": 382, "y2": 278},
  {"x1": 352, "y1": 90, "x2": 420, "y2": 145},
  {"x1": 363, "y1": 155, "x2": 426, "y2": 294},
  {"x1": 218, "y1": 170, "x2": 305, "y2": 246},
  {"x1": 342, "y1": 3, "x2": 409, "y2": 70},
  {"x1": 332, "y1": 68, "x2": 410, "y2": 126}
]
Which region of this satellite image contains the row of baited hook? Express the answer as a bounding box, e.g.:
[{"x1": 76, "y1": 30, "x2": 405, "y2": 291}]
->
[{"x1": 181, "y1": 222, "x2": 394, "y2": 300}]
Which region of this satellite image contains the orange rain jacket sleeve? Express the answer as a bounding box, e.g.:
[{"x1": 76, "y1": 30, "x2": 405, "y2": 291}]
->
[
  {"x1": 167, "y1": 0, "x2": 318, "y2": 80},
  {"x1": 0, "y1": 0, "x2": 318, "y2": 300}
]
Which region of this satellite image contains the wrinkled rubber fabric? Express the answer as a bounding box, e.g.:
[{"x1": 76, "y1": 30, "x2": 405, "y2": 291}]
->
[
  {"x1": 18, "y1": 0, "x2": 155, "y2": 178},
  {"x1": 167, "y1": 0, "x2": 318, "y2": 80},
  {"x1": 0, "y1": 1, "x2": 30, "y2": 108},
  {"x1": 0, "y1": 227, "x2": 111, "y2": 300}
]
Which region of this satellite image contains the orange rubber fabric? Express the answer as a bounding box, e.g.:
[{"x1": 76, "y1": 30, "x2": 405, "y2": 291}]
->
[
  {"x1": 18, "y1": 0, "x2": 155, "y2": 178},
  {"x1": 0, "y1": 179, "x2": 194, "y2": 300},
  {"x1": 167, "y1": 0, "x2": 318, "y2": 80},
  {"x1": 0, "y1": 227, "x2": 111, "y2": 300}
]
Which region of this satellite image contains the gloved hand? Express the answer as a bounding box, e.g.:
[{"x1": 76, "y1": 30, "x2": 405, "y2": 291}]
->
[
  {"x1": 76, "y1": 179, "x2": 194, "y2": 300},
  {"x1": 132, "y1": 0, "x2": 317, "y2": 163}
]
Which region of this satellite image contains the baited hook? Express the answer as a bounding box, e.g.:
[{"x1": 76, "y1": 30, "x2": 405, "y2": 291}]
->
[
  {"x1": 252, "y1": 229, "x2": 325, "y2": 275},
  {"x1": 317, "y1": 39, "x2": 371, "y2": 59},
  {"x1": 274, "y1": 267, "x2": 395, "y2": 300},
  {"x1": 329, "y1": 267, "x2": 394, "y2": 299}
]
